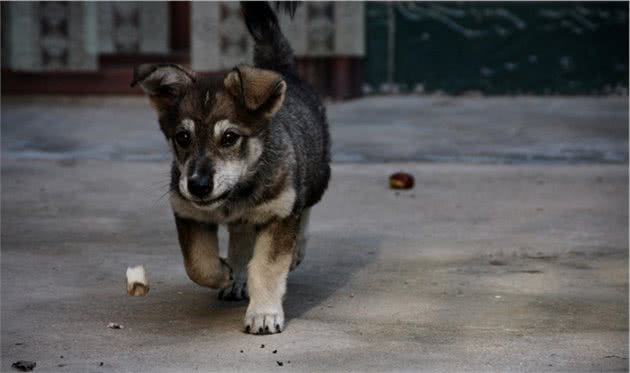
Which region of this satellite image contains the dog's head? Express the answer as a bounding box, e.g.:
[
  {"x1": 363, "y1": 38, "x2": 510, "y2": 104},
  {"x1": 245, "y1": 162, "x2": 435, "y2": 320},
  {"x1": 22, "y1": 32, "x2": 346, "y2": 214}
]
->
[{"x1": 131, "y1": 63, "x2": 286, "y2": 209}]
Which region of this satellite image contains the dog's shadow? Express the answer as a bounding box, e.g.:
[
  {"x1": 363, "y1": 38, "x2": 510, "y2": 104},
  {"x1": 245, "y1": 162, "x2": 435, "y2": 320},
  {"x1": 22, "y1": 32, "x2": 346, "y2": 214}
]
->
[
  {"x1": 211, "y1": 229, "x2": 380, "y2": 328},
  {"x1": 282, "y1": 230, "x2": 380, "y2": 324},
  {"x1": 112, "y1": 229, "x2": 380, "y2": 336}
]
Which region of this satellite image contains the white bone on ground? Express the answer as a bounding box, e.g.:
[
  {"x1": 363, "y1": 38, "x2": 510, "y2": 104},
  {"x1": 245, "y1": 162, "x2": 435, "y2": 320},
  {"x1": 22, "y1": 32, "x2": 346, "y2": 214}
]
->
[{"x1": 126, "y1": 265, "x2": 149, "y2": 296}]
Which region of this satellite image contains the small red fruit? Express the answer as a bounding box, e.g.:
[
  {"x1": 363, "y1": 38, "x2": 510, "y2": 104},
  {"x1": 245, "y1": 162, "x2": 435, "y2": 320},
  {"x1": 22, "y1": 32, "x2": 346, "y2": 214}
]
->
[{"x1": 389, "y1": 172, "x2": 414, "y2": 189}]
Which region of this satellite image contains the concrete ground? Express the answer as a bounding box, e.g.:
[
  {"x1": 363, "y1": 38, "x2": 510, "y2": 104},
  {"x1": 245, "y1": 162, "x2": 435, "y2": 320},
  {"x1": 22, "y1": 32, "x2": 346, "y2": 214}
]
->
[
  {"x1": 1, "y1": 96, "x2": 628, "y2": 372},
  {"x1": 2, "y1": 96, "x2": 627, "y2": 164}
]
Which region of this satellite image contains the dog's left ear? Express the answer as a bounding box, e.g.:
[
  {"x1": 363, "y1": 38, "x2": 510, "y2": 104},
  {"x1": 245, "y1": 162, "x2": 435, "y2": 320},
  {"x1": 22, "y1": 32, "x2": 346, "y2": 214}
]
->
[
  {"x1": 224, "y1": 66, "x2": 287, "y2": 118},
  {"x1": 130, "y1": 63, "x2": 195, "y2": 114}
]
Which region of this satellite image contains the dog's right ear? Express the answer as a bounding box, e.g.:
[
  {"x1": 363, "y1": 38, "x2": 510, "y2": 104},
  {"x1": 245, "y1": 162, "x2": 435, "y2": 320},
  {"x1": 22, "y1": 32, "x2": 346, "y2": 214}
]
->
[{"x1": 130, "y1": 63, "x2": 195, "y2": 114}]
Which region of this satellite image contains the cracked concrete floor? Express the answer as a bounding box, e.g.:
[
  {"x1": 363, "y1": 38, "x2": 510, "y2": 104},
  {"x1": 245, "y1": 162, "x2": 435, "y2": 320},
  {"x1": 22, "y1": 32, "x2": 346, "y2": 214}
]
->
[
  {"x1": 1, "y1": 160, "x2": 627, "y2": 372},
  {"x1": 1, "y1": 96, "x2": 628, "y2": 372}
]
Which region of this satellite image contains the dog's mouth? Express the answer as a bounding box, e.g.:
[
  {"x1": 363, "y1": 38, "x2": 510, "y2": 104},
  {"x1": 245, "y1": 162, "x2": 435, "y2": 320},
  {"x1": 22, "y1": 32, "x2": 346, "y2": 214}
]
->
[{"x1": 189, "y1": 191, "x2": 231, "y2": 208}]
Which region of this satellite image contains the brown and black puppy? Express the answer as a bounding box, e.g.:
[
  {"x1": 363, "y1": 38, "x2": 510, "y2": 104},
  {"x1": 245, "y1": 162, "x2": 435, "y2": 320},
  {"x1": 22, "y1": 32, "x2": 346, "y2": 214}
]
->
[{"x1": 131, "y1": 2, "x2": 330, "y2": 334}]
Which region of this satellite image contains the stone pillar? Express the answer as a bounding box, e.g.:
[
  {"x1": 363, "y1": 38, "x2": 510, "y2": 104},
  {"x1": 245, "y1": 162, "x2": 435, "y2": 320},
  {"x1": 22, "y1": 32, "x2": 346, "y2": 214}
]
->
[
  {"x1": 191, "y1": 2, "x2": 253, "y2": 71},
  {"x1": 333, "y1": 2, "x2": 365, "y2": 57}
]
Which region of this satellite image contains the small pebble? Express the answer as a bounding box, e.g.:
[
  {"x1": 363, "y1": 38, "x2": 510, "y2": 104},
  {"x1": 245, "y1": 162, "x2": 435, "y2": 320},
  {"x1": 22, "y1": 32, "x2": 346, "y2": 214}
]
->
[
  {"x1": 260, "y1": 344, "x2": 265, "y2": 348},
  {"x1": 272, "y1": 350, "x2": 278, "y2": 354},
  {"x1": 277, "y1": 361, "x2": 284, "y2": 366},
  {"x1": 107, "y1": 322, "x2": 123, "y2": 329},
  {"x1": 99, "y1": 362, "x2": 104, "y2": 367},
  {"x1": 240, "y1": 350, "x2": 243, "y2": 353}
]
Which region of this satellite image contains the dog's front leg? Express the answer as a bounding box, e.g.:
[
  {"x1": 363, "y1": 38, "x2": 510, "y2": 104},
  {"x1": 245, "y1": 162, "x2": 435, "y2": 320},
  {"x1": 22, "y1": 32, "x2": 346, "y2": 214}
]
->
[
  {"x1": 175, "y1": 216, "x2": 232, "y2": 289},
  {"x1": 244, "y1": 215, "x2": 300, "y2": 334},
  {"x1": 218, "y1": 223, "x2": 256, "y2": 301}
]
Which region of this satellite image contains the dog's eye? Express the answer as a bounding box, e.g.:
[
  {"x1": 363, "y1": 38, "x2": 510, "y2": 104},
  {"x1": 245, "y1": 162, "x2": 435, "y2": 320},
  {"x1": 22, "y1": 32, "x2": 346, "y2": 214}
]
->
[
  {"x1": 220, "y1": 131, "x2": 240, "y2": 148},
  {"x1": 175, "y1": 131, "x2": 191, "y2": 148}
]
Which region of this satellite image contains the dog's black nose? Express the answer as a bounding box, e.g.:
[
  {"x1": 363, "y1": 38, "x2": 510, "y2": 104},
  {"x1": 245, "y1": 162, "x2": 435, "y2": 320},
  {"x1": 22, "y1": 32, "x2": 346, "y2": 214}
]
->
[{"x1": 188, "y1": 176, "x2": 212, "y2": 199}]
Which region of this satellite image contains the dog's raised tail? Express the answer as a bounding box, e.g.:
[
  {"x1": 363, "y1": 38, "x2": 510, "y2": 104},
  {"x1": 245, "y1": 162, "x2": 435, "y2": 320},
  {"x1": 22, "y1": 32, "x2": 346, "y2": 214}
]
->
[{"x1": 240, "y1": 1, "x2": 296, "y2": 73}]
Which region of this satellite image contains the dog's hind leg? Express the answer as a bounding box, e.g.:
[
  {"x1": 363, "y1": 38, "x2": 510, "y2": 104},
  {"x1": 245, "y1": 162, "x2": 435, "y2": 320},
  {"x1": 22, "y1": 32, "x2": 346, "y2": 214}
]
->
[
  {"x1": 175, "y1": 216, "x2": 232, "y2": 289},
  {"x1": 218, "y1": 223, "x2": 256, "y2": 301},
  {"x1": 291, "y1": 208, "x2": 310, "y2": 271}
]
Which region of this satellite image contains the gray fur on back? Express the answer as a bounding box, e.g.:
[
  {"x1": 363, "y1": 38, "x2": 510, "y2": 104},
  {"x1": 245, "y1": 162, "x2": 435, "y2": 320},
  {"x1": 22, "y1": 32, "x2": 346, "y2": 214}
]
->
[{"x1": 241, "y1": 1, "x2": 331, "y2": 211}]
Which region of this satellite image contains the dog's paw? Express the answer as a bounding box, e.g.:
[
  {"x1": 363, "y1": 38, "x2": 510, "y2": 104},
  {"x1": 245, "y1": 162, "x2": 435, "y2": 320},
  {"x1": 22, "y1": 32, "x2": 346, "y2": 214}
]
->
[
  {"x1": 244, "y1": 303, "x2": 284, "y2": 335},
  {"x1": 218, "y1": 278, "x2": 248, "y2": 301},
  {"x1": 215, "y1": 258, "x2": 234, "y2": 289}
]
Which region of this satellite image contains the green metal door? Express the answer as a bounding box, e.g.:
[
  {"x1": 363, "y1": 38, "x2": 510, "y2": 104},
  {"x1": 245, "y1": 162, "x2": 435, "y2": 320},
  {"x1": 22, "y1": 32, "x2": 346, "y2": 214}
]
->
[{"x1": 365, "y1": 2, "x2": 629, "y2": 95}]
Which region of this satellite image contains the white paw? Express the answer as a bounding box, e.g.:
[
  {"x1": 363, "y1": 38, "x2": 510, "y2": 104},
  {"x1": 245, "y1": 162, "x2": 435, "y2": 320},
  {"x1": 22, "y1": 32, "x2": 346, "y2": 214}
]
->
[
  {"x1": 244, "y1": 303, "x2": 284, "y2": 334},
  {"x1": 218, "y1": 277, "x2": 248, "y2": 301}
]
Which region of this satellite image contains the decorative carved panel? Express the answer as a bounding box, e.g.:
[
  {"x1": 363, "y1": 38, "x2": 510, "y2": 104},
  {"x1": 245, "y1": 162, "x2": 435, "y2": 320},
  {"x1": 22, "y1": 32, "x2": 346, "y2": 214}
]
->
[
  {"x1": 97, "y1": 2, "x2": 169, "y2": 54},
  {"x1": 4, "y1": 2, "x2": 97, "y2": 71}
]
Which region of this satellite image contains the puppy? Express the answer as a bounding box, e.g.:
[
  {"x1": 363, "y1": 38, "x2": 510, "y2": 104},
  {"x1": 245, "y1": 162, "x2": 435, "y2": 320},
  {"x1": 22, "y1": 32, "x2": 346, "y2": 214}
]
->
[{"x1": 131, "y1": 2, "x2": 330, "y2": 334}]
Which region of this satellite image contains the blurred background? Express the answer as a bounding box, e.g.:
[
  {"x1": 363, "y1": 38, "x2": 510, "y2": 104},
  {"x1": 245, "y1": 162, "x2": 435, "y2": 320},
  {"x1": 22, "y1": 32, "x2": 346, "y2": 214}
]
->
[{"x1": 2, "y1": 1, "x2": 628, "y2": 98}]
